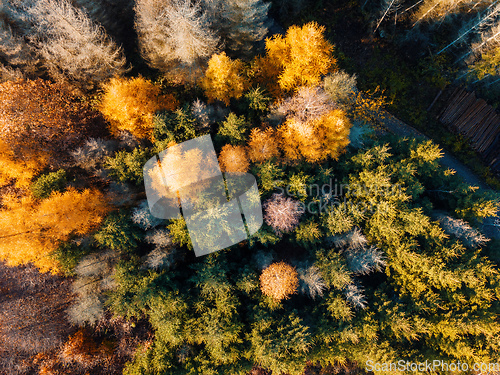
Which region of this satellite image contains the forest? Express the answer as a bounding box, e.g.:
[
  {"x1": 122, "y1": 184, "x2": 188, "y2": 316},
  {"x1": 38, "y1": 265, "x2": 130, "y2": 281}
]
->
[{"x1": 0, "y1": 0, "x2": 499, "y2": 374}]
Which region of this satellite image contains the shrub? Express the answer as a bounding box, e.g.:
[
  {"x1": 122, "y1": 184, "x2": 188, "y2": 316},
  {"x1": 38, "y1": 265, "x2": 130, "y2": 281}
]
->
[{"x1": 260, "y1": 261, "x2": 299, "y2": 301}]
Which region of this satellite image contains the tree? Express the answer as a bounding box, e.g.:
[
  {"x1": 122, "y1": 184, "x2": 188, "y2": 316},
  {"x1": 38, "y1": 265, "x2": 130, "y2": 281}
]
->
[
  {"x1": 0, "y1": 17, "x2": 39, "y2": 77},
  {"x1": 263, "y1": 193, "x2": 303, "y2": 235},
  {"x1": 25, "y1": 0, "x2": 128, "y2": 89},
  {"x1": 278, "y1": 109, "x2": 351, "y2": 163},
  {"x1": 94, "y1": 212, "x2": 141, "y2": 253},
  {"x1": 297, "y1": 265, "x2": 327, "y2": 299},
  {"x1": 100, "y1": 77, "x2": 178, "y2": 139},
  {"x1": 263, "y1": 22, "x2": 337, "y2": 93},
  {"x1": 0, "y1": 188, "x2": 110, "y2": 273},
  {"x1": 247, "y1": 127, "x2": 279, "y2": 163},
  {"x1": 467, "y1": 23, "x2": 500, "y2": 82},
  {"x1": 134, "y1": 0, "x2": 218, "y2": 80},
  {"x1": 216, "y1": 0, "x2": 270, "y2": 57},
  {"x1": 153, "y1": 105, "x2": 199, "y2": 144},
  {"x1": 72, "y1": 0, "x2": 131, "y2": 40},
  {"x1": 30, "y1": 169, "x2": 67, "y2": 199},
  {"x1": 260, "y1": 261, "x2": 299, "y2": 301},
  {"x1": 216, "y1": 112, "x2": 248, "y2": 145},
  {"x1": 218, "y1": 144, "x2": 250, "y2": 172},
  {"x1": 200, "y1": 52, "x2": 248, "y2": 105},
  {"x1": 273, "y1": 85, "x2": 334, "y2": 122},
  {"x1": 323, "y1": 70, "x2": 357, "y2": 104},
  {"x1": 105, "y1": 147, "x2": 151, "y2": 185}
]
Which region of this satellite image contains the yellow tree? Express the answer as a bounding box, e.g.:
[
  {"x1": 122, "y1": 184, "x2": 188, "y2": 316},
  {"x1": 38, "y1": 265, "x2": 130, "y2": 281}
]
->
[
  {"x1": 260, "y1": 261, "x2": 299, "y2": 301},
  {"x1": 100, "y1": 77, "x2": 178, "y2": 139},
  {"x1": 0, "y1": 188, "x2": 110, "y2": 273},
  {"x1": 260, "y1": 22, "x2": 336, "y2": 94},
  {"x1": 218, "y1": 144, "x2": 250, "y2": 172},
  {"x1": 200, "y1": 52, "x2": 248, "y2": 105},
  {"x1": 278, "y1": 109, "x2": 351, "y2": 163},
  {"x1": 247, "y1": 127, "x2": 280, "y2": 163}
]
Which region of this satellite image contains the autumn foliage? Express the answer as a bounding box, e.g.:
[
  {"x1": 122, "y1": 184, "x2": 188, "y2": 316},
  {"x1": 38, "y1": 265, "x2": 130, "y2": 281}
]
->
[
  {"x1": 0, "y1": 79, "x2": 105, "y2": 187},
  {"x1": 247, "y1": 127, "x2": 280, "y2": 163},
  {"x1": 200, "y1": 52, "x2": 248, "y2": 105},
  {"x1": 278, "y1": 109, "x2": 351, "y2": 163},
  {"x1": 100, "y1": 77, "x2": 178, "y2": 139},
  {"x1": 218, "y1": 144, "x2": 250, "y2": 172},
  {"x1": 260, "y1": 261, "x2": 299, "y2": 301},
  {"x1": 257, "y1": 22, "x2": 337, "y2": 95},
  {"x1": 0, "y1": 188, "x2": 110, "y2": 273}
]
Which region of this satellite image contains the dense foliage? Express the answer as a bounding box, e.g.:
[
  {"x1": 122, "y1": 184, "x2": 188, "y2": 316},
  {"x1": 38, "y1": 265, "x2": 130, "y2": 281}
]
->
[{"x1": 0, "y1": 0, "x2": 498, "y2": 374}]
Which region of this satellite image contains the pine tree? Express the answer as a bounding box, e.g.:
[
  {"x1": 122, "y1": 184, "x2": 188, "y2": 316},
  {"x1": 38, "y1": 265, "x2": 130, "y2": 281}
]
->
[
  {"x1": 25, "y1": 0, "x2": 128, "y2": 89},
  {"x1": 134, "y1": 0, "x2": 218, "y2": 80},
  {"x1": 216, "y1": 112, "x2": 248, "y2": 145}
]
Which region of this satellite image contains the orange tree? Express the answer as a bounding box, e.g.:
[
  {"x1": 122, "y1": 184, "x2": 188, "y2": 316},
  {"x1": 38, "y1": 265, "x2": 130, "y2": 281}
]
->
[
  {"x1": 200, "y1": 52, "x2": 249, "y2": 105},
  {"x1": 278, "y1": 109, "x2": 351, "y2": 163},
  {"x1": 0, "y1": 188, "x2": 110, "y2": 273},
  {"x1": 100, "y1": 76, "x2": 178, "y2": 140},
  {"x1": 253, "y1": 22, "x2": 337, "y2": 96},
  {"x1": 260, "y1": 261, "x2": 299, "y2": 301}
]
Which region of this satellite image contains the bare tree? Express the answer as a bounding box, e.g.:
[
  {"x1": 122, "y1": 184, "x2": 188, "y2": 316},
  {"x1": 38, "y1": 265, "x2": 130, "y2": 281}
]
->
[
  {"x1": 0, "y1": 17, "x2": 39, "y2": 76},
  {"x1": 272, "y1": 86, "x2": 335, "y2": 123},
  {"x1": 25, "y1": 0, "x2": 128, "y2": 89},
  {"x1": 263, "y1": 193, "x2": 303, "y2": 235},
  {"x1": 215, "y1": 0, "x2": 270, "y2": 57},
  {"x1": 297, "y1": 265, "x2": 327, "y2": 299},
  {"x1": 134, "y1": 0, "x2": 218, "y2": 78}
]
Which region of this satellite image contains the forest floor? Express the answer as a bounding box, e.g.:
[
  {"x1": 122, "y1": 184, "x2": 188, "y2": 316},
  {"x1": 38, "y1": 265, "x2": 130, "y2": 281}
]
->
[{"x1": 0, "y1": 262, "x2": 75, "y2": 374}]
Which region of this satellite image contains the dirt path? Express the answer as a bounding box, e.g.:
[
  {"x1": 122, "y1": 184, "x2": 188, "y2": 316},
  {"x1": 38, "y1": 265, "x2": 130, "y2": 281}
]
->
[{"x1": 379, "y1": 111, "x2": 499, "y2": 239}]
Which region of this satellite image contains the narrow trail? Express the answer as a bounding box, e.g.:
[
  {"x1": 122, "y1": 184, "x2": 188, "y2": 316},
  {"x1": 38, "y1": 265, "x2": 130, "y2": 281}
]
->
[{"x1": 379, "y1": 111, "x2": 500, "y2": 239}]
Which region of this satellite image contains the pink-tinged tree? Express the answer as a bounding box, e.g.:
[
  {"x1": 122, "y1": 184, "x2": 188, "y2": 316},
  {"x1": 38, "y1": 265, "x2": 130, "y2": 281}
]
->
[{"x1": 263, "y1": 193, "x2": 303, "y2": 235}]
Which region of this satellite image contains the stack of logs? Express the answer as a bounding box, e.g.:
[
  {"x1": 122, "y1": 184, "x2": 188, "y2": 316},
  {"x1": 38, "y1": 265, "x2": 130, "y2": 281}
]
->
[{"x1": 439, "y1": 87, "x2": 500, "y2": 175}]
